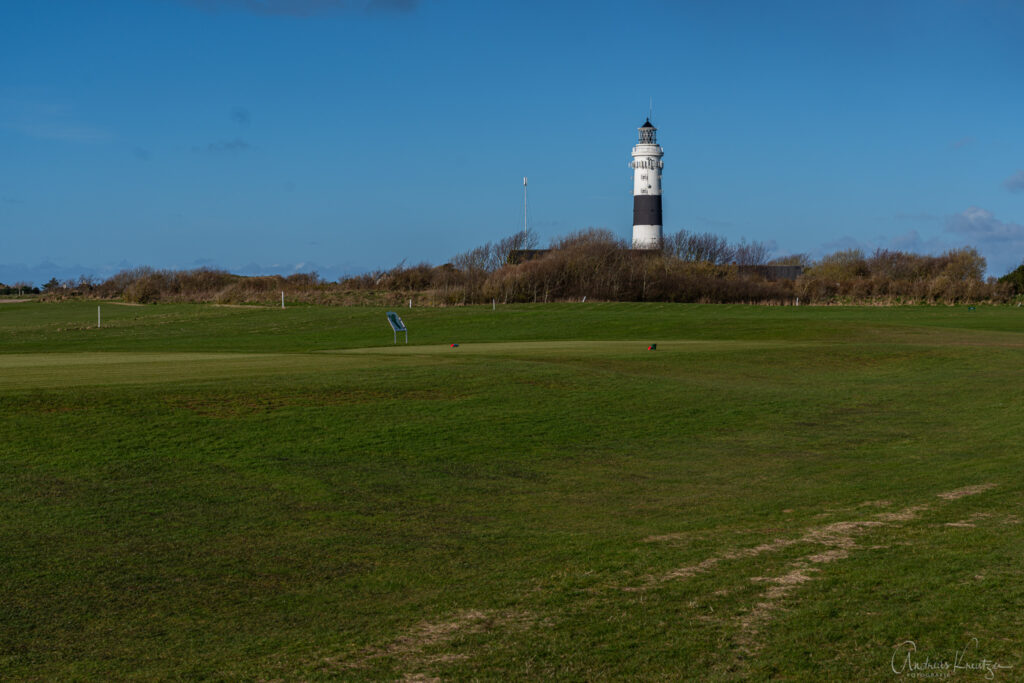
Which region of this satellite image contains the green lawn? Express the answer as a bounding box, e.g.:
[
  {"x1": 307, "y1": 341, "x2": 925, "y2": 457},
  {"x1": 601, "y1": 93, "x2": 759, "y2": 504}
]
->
[{"x1": 1, "y1": 301, "x2": 1022, "y2": 680}]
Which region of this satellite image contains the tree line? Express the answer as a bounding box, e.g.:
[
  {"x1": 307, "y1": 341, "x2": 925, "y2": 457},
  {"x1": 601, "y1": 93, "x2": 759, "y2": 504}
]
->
[
  {"x1": 0, "y1": 282, "x2": 41, "y2": 296},
  {"x1": 19, "y1": 228, "x2": 1024, "y2": 305}
]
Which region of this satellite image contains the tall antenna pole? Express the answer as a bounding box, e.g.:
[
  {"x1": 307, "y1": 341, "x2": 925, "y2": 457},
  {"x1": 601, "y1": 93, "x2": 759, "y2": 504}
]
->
[
  {"x1": 523, "y1": 176, "x2": 528, "y2": 233},
  {"x1": 649, "y1": 96, "x2": 653, "y2": 121}
]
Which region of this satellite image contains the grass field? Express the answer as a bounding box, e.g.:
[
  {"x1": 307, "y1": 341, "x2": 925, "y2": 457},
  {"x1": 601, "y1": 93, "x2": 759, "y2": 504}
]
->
[{"x1": 1, "y1": 301, "x2": 1022, "y2": 680}]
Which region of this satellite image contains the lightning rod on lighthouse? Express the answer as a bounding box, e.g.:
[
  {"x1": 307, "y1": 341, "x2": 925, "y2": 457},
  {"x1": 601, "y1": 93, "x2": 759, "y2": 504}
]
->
[{"x1": 630, "y1": 118, "x2": 664, "y2": 250}]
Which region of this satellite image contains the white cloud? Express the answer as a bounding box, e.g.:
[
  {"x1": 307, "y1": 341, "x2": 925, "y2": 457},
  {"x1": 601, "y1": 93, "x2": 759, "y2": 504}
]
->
[
  {"x1": 1003, "y1": 170, "x2": 1024, "y2": 193},
  {"x1": 945, "y1": 206, "x2": 1024, "y2": 242}
]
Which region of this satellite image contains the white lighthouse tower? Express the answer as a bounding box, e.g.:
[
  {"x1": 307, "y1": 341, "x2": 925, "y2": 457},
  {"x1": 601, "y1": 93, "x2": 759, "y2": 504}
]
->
[{"x1": 630, "y1": 119, "x2": 664, "y2": 249}]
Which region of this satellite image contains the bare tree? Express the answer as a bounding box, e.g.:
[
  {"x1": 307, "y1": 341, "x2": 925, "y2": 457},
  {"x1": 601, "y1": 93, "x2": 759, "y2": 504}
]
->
[
  {"x1": 671, "y1": 231, "x2": 734, "y2": 264},
  {"x1": 732, "y1": 238, "x2": 771, "y2": 265},
  {"x1": 491, "y1": 229, "x2": 539, "y2": 269},
  {"x1": 663, "y1": 229, "x2": 689, "y2": 259},
  {"x1": 452, "y1": 244, "x2": 490, "y2": 272}
]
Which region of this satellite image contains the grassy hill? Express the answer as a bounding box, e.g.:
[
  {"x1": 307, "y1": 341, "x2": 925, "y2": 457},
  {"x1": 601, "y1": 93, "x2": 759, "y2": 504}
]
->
[{"x1": 1, "y1": 301, "x2": 1022, "y2": 679}]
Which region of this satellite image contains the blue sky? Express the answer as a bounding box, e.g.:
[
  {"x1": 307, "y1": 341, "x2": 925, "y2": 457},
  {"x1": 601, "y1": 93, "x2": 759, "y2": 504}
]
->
[{"x1": 2, "y1": 0, "x2": 1023, "y2": 284}]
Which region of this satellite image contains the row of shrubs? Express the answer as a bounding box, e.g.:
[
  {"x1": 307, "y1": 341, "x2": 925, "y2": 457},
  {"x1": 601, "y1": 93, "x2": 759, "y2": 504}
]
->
[
  {"x1": 26, "y1": 228, "x2": 1024, "y2": 305},
  {"x1": 342, "y1": 229, "x2": 1020, "y2": 305}
]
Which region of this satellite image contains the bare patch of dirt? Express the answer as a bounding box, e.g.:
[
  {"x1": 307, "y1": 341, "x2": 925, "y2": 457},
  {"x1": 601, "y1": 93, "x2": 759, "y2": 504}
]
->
[
  {"x1": 652, "y1": 519, "x2": 884, "y2": 589},
  {"x1": 652, "y1": 483, "x2": 1001, "y2": 593},
  {"x1": 639, "y1": 483, "x2": 1004, "y2": 661},
  {"x1": 944, "y1": 512, "x2": 994, "y2": 528},
  {"x1": 937, "y1": 483, "x2": 997, "y2": 500},
  {"x1": 807, "y1": 549, "x2": 849, "y2": 563},
  {"x1": 385, "y1": 610, "x2": 514, "y2": 658},
  {"x1": 723, "y1": 538, "x2": 800, "y2": 559},
  {"x1": 643, "y1": 532, "x2": 691, "y2": 543},
  {"x1": 663, "y1": 557, "x2": 722, "y2": 581},
  {"x1": 340, "y1": 609, "x2": 532, "y2": 673},
  {"x1": 799, "y1": 520, "x2": 884, "y2": 549},
  {"x1": 644, "y1": 537, "x2": 806, "y2": 586},
  {"x1": 874, "y1": 505, "x2": 930, "y2": 522},
  {"x1": 425, "y1": 653, "x2": 469, "y2": 664},
  {"x1": 752, "y1": 565, "x2": 818, "y2": 588},
  {"x1": 738, "y1": 566, "x2": 820, "y2": 653}
]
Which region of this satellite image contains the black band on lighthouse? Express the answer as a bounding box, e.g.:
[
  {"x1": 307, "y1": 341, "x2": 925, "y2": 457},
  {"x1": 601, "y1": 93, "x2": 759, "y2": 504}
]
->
[{"x1": 633, "y1": 195, "x2": 662, "y2": 227}]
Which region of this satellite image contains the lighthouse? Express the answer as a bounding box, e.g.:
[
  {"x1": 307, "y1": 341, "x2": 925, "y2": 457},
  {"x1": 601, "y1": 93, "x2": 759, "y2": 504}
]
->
[{"x1": 630, "y1": 119, "x2": 664, "y2": 249}]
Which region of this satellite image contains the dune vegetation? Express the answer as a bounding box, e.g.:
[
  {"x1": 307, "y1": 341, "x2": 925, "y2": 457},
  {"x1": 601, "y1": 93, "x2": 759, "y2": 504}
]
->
[{"x1": 15, "y1": 229, "x2": 1023, "y2": 307}]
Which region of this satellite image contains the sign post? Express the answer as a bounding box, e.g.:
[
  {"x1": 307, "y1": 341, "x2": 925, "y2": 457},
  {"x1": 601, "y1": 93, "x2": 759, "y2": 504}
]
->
[{"x1": 386, "y1": 311, "x2": 408, "y2": 344}]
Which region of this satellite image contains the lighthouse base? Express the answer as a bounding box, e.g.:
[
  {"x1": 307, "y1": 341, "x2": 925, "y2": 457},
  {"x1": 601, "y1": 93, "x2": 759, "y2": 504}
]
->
[{"x1": 632, "y1": 224, "x2": 663, "y2": 250}]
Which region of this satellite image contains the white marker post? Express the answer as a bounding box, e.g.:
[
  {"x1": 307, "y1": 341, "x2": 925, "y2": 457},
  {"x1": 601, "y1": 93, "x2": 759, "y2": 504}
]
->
[
  {"x1": 492, "y1": 298, "x2": 495, "y2": 311},
  {"x1": 97, "y1": 306, "x2": 101, "y2": 328},
  {"x1": 409, "y1": 298, "x2": 412, "y2": 309},
  {"x1": 281, "y1": 291, "x2": 285, "y2": 309}
]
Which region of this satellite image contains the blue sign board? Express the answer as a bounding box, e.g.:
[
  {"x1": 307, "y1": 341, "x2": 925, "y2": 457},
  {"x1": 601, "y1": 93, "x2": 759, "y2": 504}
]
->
[{"x1": 386, "y1": 311, "x2": 408, "y2": 344}]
